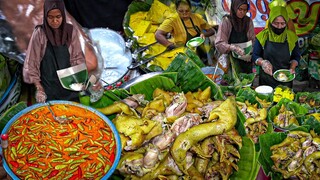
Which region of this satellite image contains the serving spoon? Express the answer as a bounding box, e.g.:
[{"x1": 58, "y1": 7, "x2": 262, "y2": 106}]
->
[{"x1": 46, "y1": 102, "x2": 71, "y2": 124}]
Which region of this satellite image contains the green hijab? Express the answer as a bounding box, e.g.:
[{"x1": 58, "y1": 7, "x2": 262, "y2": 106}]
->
[{"x1": 256, "y1": 6, "x2": 298, "y2": 52}]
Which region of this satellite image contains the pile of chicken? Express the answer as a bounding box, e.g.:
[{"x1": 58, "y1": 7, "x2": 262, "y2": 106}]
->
[
  {"x1": 273, "y1": 104, "x2": 299, "y2": 128},
  {"x1": 97, "y1": 87, "x2": 242, "y2": 179},
  {"x1": 271, "y1": 131, "x2": 320, "y2": 179},
  {"x1": 237, "y1": 101, "x2": 268, "y2": 143}
]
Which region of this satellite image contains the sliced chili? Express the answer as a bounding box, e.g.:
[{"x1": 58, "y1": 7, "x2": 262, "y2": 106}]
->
[
  {"x1": 26, "y1": 162, "x2": 38, "y2": 168},
  {"x1": 110, "y1": 153, "x2": 115, "y2": 163},
  {"x1": 59, "y1": 132, "x2": 70, "y2": 136},
  {"x1": 48, "y1": 170, "x2": 59, "y2": 178},
  {"x1": 9, "y1": 161, "x2": 19, "y2": 168}
]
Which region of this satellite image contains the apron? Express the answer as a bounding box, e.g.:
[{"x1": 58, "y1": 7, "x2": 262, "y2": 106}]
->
[
  {"x1": 181, "y1": 17, "x2": 201, "y2": 42},
  {"x1": 40, "y1": 41, "x2": 79, "y2": 101},
  {"x1": 181, "y1": 18, "x2": 207, "y2": 61},
  {"x1": 229, "y1": 27, "x2": 252, "y2": 73},
  {"x1": 259, "y1": 39, "x2": 292, "y2": 88}
]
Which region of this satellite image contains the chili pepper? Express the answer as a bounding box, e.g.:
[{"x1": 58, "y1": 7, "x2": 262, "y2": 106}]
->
[
  {"x1": 9, "y1": 161, "x2": 19, "y2": 168},
  {"x1": 10, "y1": 140, "x2": 19, "y2": 147},
  {"x1": 27, "y1": 162, "x2": 39, "y2": 168},
  {"x1": 124, "y1": 75, "x2": 129, "y2": 81},
  {"x1": 77, "y1": 167, "x2": 82, "y2": 178},
  {"x1": 59, "y1": 132, "x2": 70, "y2": 136},
  {"x1": 116, "y1": 81, "x2": 122, "y2": 87},
  {"x1": 48, "y1": 170, "x2": 59, "y2": 178},
  {"x1": 71, "y1": 123, "x2": 77, "y2": 128},
  {"x1": 109, "y1": 153, "x2": 115, "y2": 163},
  {"x1": 69, "y1": 174, "x2": 79, "y2": 180},
  {"x1": 85, "y1": 118, "x2": 91, "y2": 123}
]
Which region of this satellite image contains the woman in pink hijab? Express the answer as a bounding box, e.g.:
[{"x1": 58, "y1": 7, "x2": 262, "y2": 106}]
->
[
  {"x1": 23, "y1": 0, "x2": 87, "y2": 103},
  {"x1": 215, "y1": 0, "x2": 255, "y2": 73}
]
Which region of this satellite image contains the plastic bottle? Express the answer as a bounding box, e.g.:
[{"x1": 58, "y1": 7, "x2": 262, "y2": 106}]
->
[{"x1": 1, "y1": 134, "x2": 8, "y2": 149}]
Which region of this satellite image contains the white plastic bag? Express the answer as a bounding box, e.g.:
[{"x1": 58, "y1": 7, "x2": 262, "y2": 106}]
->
[{"x1": 218, "y1": 54, "x2": 230, "y2": 73}]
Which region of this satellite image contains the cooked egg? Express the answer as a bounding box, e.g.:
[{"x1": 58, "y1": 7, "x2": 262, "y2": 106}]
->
[{"x1": 277, "y1": 72, "x2": 288, "y2": 82}]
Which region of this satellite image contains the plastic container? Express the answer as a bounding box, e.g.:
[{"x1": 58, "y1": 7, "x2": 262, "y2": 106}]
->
[
  {"x1": 255, "y1": 85, "x2": 273, "y2": 95},
  {"x1": 201, "y1": 66, "x2": 224, "y2": 84}
]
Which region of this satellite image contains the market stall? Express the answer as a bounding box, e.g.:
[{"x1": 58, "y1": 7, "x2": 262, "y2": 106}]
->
[{"x1": 0, "y1": 0, "x2": 319, "y2": 179}]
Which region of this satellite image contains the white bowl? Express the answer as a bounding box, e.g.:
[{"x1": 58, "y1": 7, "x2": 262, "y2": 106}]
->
[{"x1": 255, "y1": 85, "x2": 273, "y2": 95}]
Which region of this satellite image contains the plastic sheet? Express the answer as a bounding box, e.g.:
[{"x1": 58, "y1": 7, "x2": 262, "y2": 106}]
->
[{"x1": 218, "y1": 54, "x2": 230, "y2": 73}]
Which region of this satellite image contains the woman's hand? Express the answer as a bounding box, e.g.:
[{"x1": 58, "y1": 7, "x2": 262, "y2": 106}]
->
[
  {"x1": 91, "y1": 80, "x2": 103, "y2": 91},
  {"x1": 35, "y1": 83, "x2": 47, "y2": 103},
  {"x1": 230, "y1": 44, "x2": 245, "y2": 56},
  {"x1": 290, "y1": 60, "x2": 298, "y2": 74},
  {"x1": 35, "y1": 90, "x2": 47, "y2": 103},
  {"x1": 200, "y1": 33, "x2": 205, "y2": 39},
  {"x1": 261, "y1": 60, "x2": 273, "y2": 76},
  {"x1": 290, "y1": 68, "x2": 296, "y2": 74},
  {"x1": 167, "y1": 43, "x2": 177, "y2": 50}
]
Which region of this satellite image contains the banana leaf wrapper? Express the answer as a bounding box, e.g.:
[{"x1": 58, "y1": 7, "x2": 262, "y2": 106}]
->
[{"x1": 268, "y1": 98, "x2": 309, "y2": 131}]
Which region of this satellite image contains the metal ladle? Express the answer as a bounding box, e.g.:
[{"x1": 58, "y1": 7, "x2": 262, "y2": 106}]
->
[{"x1": 46, "y1": 102, "x2": 70, "y2": 124}]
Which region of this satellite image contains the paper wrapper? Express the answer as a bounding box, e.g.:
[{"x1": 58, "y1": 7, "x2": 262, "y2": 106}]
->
[
  {"x1": 56, "y1": 63, "x2": 88, "y2": 91},
  {"x1": 231, "y1": 41, "x2": 253, "y2": 62}
]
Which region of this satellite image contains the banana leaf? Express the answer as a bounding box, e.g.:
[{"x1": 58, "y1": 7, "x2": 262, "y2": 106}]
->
[
  {"x1": 258, "y1": 126, "x2": 313, "y2": 179},
  {"x1": 236, "y1": 87, "x2": 262, "y2": 107},
  {"x1": 123, "y1": 1, "x2": 151, "y2": 38},
  {"x1": 230, "y1": 137, "x2": 260, "y2": 180},
  {"x1": 258, "y1": 132, "x2": 287, "y2": 179},
  {"x1": 80, "y1": 89, "x2": 130, "y2": 107},
  {"x1": 0, "y1": 101, "x2": 27, "y2": 132},
  {"x1": 235, "y1": 107, "x2": 247, "y2": 137},
  {"x1": 123, "y1": 0, "x2": 171, "y2": 47},
  {"x1": 220, "y1": 55, "x2": 255, "y2": 94},
  {"x1": 129, "y1": 72, "x2": 180, "y2": 100},
  {"x1": 267, "y1": 98, "x2": 309, "y2": 131},
  {"x1": 236, "y1": 96, "x2": 274, "y2": 149},
  {"x1": 165, "y1": 52, "x2": 224, "y2": 100},
  {"x1": 219, "y1": 86, "x2": 238, "y2": 97},
  {"x1": 221, "y1": 73, "x2": 256, "y2": 88},
  {"x1": 229, "y1": 56, "x2": 242, "y2": 86},
  {"x1": 302, "y1": 115, "x2": 320, "y2": 134},
  {"x1": 184, "y1": 48, "x2": 206, "y2": 68},
  {"x1": 294, "y1": 91, "x2": 320, "y2": 110},
  {"x1": 236, "y1": 87, "x2": 273, "y2": 108}
]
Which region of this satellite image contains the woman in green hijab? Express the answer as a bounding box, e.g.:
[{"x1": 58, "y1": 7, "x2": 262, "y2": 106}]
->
[{"x1": 252, "y1": 6, "x2": 300, "y2": 88}]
